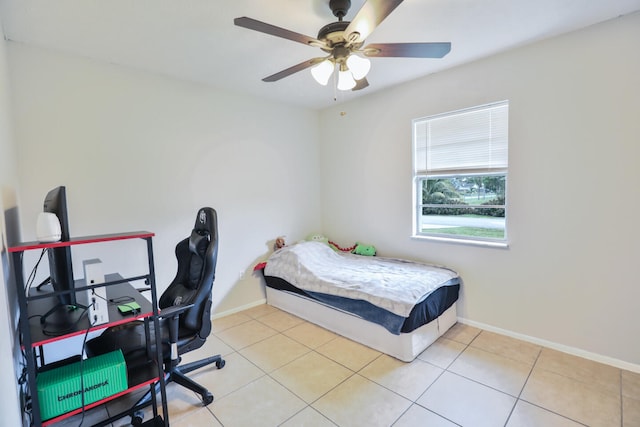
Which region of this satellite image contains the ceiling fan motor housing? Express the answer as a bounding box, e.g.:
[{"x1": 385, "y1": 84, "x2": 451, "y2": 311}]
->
[
  {"x1": 329, "y1": 0, "x2": 351, "y2": 19},
  {"x1": 233, "y1": 0, "x2": 452, "y2": 87},
  {"x1": 317, "y1": 20, "x2": 350, "y2": 50}
]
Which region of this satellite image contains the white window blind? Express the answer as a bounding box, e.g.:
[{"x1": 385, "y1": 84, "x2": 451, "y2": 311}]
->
[{"x1": 414, "y1": 101, "x2": 508, "y2": 175}]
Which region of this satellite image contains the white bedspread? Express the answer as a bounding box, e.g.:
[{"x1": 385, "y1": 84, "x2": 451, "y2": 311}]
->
[{"x1": 264, "y1": 241, "x2": 459, "y2": 317}]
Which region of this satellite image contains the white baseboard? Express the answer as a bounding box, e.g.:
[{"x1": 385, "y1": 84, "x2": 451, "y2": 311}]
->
[
  {"x1": 458, "y1": 317, "x2": 640, "y2": 374},
  {"x1": 209, "y1": 301, "x2": 640, "y2": 373},
  {"x1": 212, "y1": 298, "x2": 267, "y2": 320}
]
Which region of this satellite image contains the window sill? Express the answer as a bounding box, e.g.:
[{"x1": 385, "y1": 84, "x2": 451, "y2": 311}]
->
[{"x1": 411, "y1": 234, "x2": 509, "y2": 249}]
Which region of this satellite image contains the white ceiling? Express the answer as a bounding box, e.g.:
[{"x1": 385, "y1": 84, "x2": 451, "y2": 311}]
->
[{"x1": 1, "y1": 0, "x2": 639, "y2": 109}]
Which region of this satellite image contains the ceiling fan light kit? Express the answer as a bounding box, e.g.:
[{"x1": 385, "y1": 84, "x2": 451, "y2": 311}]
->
[
  {"x1": 311, "y1": 59, "x2": 334, "y2": 86},
  {"x1": 346, "y1": 54, "x2": 371, "y2": 80},
  {"x1": 337, "y1": 66, "x2": 357, "y2": 91},
  {"x1": 310, "y1": 54, "x2": 370, "y2": 90},
  {"x1": 234, "y1": 0, "x2": 451, "y2": 94}
]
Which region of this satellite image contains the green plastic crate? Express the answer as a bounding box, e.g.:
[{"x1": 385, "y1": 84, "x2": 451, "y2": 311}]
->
[{"x1": 37, "y1": 349, "x2": 128, "y2": 421}]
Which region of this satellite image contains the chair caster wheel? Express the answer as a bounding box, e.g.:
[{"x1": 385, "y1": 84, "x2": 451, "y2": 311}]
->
[
  {"x1": 216, "y1": 358, "x2": 226, "y2": 369},
  {"x1": 202, "y1": 392, "x2": 214, "y2": 405},
  {"x1": 131, "y1": 410, "x2": 144, "y2": 426}
]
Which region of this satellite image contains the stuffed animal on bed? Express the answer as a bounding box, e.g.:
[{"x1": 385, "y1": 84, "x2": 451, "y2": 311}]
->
[
  {"x1": 305, "y1": 233, "x2": 376, "y2": 256},
  {"x1": 305, "y1": 233, "x2": 329, "y2": 244},
  {"x1": 274, "y1": 236, "x2": 286, "y2": 251},
  {"x1": 353, "y1": 242, "x2": 376, "y2": 256}
]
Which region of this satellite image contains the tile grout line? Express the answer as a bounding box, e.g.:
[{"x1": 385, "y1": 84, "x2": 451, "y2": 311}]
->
[
  {"x1": 507, "y1": 347, "x2": 589, "y2": 427},
  {"x1": 255, "y1": 317, "x2": 440, "y2": 426},
  {"x1": 267, "y1": 324, "x2": 360, "y2": 427},
  {"x1": 211, "y1": 310, "x2": 623, "y2": 427},
  {"x1": 501, "y1": 345, "x2": 543, "y2": 427},
  {"x1": 403, "y1": 328, "x2": 477, "y2": 426},
  {"x1": 219, "y1": 320, "x2": 354, "y2": 426},
  {"x1": 204, "y1": 404, "x2": 225, "y2": 427},
  {"x1": 440, "y1": 329, "x2": 555, "y2": 427}
]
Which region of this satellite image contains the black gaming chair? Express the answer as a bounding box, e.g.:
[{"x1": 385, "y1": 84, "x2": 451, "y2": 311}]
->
[{"x1": 87, "y1": 207, "x2": 225, "y2": 420}]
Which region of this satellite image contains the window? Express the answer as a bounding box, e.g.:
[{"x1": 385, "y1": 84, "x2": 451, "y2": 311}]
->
[{"x1": 412, "y1": 101, "x2": 508, "y2": 244}]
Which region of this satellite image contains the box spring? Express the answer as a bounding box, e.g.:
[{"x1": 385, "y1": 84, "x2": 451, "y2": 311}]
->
[{"x1": 265, "y1": 285, "x2": 457, "y2": 362}]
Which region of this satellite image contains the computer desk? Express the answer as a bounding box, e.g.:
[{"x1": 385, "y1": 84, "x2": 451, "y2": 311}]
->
[
  {"x1": 10, "y1": 232, "x2": 169, "y2": 426},
  {"x1": 28, "y1": 275, "x2": 153, "y2": 359}
]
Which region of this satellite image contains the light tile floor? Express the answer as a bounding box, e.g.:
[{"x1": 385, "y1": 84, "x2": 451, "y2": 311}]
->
[{"x1": 66, "y1": 304, "x2": 640, "y2": 427}]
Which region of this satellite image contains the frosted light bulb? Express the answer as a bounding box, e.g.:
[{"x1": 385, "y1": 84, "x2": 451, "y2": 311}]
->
[
  {"x1": 337, "y1": 69, "x2": 356, "y2": 91},
  {"x1": 310, "y1": 60, "x2": 334, "y2": 86},
  {"x1": 346, "y1": 55, "x2": 371, "y2": 80}
]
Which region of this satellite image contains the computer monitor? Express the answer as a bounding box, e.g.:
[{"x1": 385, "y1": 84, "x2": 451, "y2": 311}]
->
[
  {"x1": 43, "y1": 186, "x2": 75, "y2": 306},
  {"x1": 39, "y1": 186, "x2": 85, "y2": 330}
]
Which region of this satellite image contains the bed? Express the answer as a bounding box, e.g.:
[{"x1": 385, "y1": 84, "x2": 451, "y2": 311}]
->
[{"x1": 261, "y1": 241, "x2": 461, "y2": 362}]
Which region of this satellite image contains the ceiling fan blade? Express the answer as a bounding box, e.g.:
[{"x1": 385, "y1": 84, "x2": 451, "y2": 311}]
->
[
  {"x1": 363, "y1": 42, "x2": 451, "y2": 58},
  {"x1": 234, "y1": 17, "x2": 324, "y2": 47},
  {"x1": 344, "y1": 0, "x2": 405, "y2": 45},
  {"x1": 262, "y1": 58, "x2": 325, "y2": 82},
  {"x1": 352, "y1": 77, "x2": 370, "y2": 91}
]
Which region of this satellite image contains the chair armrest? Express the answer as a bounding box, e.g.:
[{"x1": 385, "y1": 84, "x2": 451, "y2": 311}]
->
[
  {"x1": 158, "y1": 303, "x2": 194, "y2": 319},
  {"x1": 157, "y1": 303, "x2": 194, "y2": 364}
]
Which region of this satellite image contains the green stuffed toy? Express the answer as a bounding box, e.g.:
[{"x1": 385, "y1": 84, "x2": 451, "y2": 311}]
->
[
  {"x1": 305, "y1": 234, "x2": 376, "y2": 256},
  {"x1": 305, "y1": 233, "x2": 329, "y2": 245},
  {"x1": 353, "y1": 242, "x2": 376, "y2": 256}
]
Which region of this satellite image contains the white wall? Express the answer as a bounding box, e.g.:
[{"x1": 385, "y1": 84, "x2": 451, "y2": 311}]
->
[
  {"x1": 4, "y1": 13, "x2": 639, "y2": 418},
  {"x1": 319, "y1": 12, "x2": 640, "y2": 368},
  {"x1": 0, "y1": 14, "x2": 25, "y2": 427},
  {"x1": 8, "y1": 43, "x2": 322, "y2": 314}
]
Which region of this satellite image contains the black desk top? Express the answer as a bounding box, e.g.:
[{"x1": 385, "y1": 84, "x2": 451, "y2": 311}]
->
[{"x1": 27, "y1": 274, "x2": 154, "y2": 347}]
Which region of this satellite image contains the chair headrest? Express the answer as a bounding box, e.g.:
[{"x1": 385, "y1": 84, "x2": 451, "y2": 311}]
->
[
  {"x1": 189, "y1": 229, "x2": 209, "y2": 255},
  {"x1": 188, "y1": 207, "x2": 216, "y2": 254},
  {"x1": 193, "y1": 207, "x2": 216, "y2": 234}
]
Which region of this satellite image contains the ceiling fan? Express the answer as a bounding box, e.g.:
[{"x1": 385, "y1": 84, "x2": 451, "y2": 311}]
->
[{"x1": 234, "y1": 0, "x2": 451, "y2": 92}]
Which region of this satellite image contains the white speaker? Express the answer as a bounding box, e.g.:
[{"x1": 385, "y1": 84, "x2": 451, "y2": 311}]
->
[{"x1": 36, "y1": 212, "x2": 61, "y2": 243}]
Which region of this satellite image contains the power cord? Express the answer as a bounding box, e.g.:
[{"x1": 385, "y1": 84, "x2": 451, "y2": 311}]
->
[
  {"x1": 109, "y1": 295, "x2": 141, "y2": 315},
  {"x1": 77, "y1": 313, "x2": 97, "y2": 427},
  {"x1": 24, "y1": 249, "x2": 47, "y2": 295},
  {"x1": 40, "y1": 305, "x2": 90, "y2": 337},
  {"x1": 19, "y1": 279, "x2": 119, "y2": 425},
  {"x1": 18, "y1": 363, "x2": 32, "y2": 425},
  {"x1": 108, "y1": 295, "x2": 135, "y2": 305},
  {"x1": 23, "y1": 287, "x2": 139, "y2": 423},
  {"x1": 17, "y1": 325, "x2": 32, "y2": 423}
]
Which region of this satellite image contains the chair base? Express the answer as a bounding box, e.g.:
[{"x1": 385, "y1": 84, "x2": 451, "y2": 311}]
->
[
  {"x1": 115, "y1": 354, "x2": 225, "y2": 426},
  {"x1": 171, "y1": 354, "x2": 226, "y2": 404}
]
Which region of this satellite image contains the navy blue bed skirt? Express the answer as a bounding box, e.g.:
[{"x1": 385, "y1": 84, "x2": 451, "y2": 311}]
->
[{"x1": 263, "y1": 275, "x2": 459, "y2": 335}]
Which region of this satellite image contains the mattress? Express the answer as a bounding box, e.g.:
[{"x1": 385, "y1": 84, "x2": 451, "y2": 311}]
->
[{"x1": 263, "y1": 241, "x2": 460, "y2": 334}]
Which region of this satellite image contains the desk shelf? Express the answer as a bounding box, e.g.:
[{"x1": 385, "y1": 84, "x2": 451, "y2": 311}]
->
[
  {"x1": 41, "y1": 361, "x2": 161, "y2": 426},
  {"x1": 9, "y1": 232, "x2": 169, "y2": 427}
]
